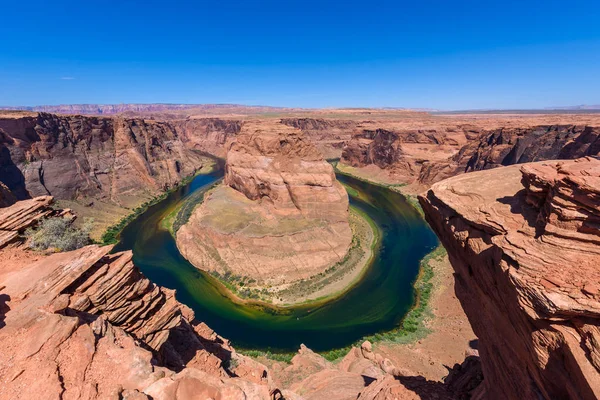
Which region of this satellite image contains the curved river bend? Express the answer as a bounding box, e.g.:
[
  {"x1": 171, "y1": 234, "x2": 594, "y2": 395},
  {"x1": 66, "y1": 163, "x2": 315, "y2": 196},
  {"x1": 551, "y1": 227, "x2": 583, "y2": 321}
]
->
[{"x1": 113, "y1": 170, "x2": 438, "y2": 352}]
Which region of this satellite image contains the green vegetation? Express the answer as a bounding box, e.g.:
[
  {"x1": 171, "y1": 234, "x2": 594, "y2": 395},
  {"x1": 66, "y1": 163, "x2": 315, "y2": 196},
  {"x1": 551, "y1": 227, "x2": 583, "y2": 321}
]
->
[
  {"x1": 101, "y1": 166, "x2": 215, "y2": 244},
  {"x1": 26, "y1": 217, "x2": 93, "y2": 252},
  {"x1": 101, "y1": 193, "x2": 170, "y2": 244},
  {"x1": 239, "y1": 349, "x2": 294, "y2": 363},
  {"x1": 241, "y1": 245, "x2": 446, "y2": 363}
]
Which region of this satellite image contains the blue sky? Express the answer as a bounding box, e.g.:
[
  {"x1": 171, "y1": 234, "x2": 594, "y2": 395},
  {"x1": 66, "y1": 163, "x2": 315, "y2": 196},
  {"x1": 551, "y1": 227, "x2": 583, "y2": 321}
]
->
[{"x1": 1, "y1": 0, "x2": 599, "y2": 109}]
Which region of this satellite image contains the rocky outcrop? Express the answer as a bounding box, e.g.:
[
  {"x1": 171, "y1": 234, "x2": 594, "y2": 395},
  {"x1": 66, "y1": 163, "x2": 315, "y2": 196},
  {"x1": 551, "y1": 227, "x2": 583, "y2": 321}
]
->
[
  {"x1": 0, "y1": 204, "x2": 272, "y2": 398},
  {"x1": 177, "y1": 120, "x2": 352, "y2": 288},
  {"x1": 419, "y1": 125, "x2": 600, "y2": 185},
  {"x1": 0, "y1": 113, "x2": 209, "y2": 206},
  {"x1": 341, "y1": 127, "x2": 468, "y2": 186},
  {"x1": 419, "y1": 157, "x2": 600, "y2": 399},
  {"x1": 0, "y1": 196, "x2": 71, "y2": 248},
  {"x1": 225, "y1": 120, "x2": 349, "y2": 221},
  {"x1": 0, "y1": 183, "x2": 16, "y2": 208}
]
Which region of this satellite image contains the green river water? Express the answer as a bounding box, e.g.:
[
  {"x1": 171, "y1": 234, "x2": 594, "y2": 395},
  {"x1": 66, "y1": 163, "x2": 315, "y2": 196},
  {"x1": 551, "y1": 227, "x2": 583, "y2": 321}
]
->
[{"x1": 113, "y1": 169, "x2": 438, "y2": 352}]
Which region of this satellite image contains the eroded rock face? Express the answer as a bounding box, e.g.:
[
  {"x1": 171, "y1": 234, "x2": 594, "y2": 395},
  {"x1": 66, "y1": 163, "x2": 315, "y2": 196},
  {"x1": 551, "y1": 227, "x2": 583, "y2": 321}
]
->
[
  {"x1": 225, "y1": 121, "x2": 349, "y2": 221},
  {"x1": 177, "y1": 121, "x2": 352, "y2": 287},
  {"x1": 0, "y1": 207, "x2": 272, "y2": 398},
  {"x1": 174, "y1": 118, "x2": 242, "y2": 157},
  {"x1": 0, "y1": 183, "x2": 16, "y2": 208},
  {"x1": 0, "y1": 196, "x2": 68, "y2": 248},
  {"x1": 0, "y1": 113, "x2": 208, "y2": 206},
  {"x1": 419, "y1": 125, "x2": 600, "y2": 185},
  {"x1": 341, "y1": 127, "x2": 468, "y2": 186},
  {"x1": 419, "y1": 157, "x2": 600, "y2": 399}
]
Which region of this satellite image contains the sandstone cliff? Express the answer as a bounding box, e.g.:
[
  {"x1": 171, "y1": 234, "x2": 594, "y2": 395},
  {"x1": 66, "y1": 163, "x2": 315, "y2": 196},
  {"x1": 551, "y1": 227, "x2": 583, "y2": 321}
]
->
[
  {"x1": 419, "y1": 157, "x2": 600, "y2": 399},
  {"x1": 177, "y1": 120, "x2": 352, "y2": 290},
  {"x1": 340, "y1": 127, "x2": 468, "y2": 187},
  {"x1": 419, "y1": 125, "x2": 600, "y2": 185},
  {"x1": 341, "y1": 124, "x2": 600, "y2": 190},
  {"x1": 0, "y1": 113, "x2": 209, "y2": 206},
  {"x1": 0, "y1": 183, "x2": 15, "y2": 208},
  {"x1": 173, "y1": 117, "x2": 242, "y2": 157},
  {"x1": 281, "y1": 118, "x2": 358, "y2": 159}
]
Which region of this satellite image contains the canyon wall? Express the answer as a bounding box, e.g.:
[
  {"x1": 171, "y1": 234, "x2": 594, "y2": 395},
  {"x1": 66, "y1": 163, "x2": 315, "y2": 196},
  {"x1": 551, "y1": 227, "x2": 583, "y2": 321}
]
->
[
  {"x1": 419, "y1": 157, "x2": 600, "y2": 399},
  {"x1": 0, "y1": 113, "x2": 210, "y2": 207},
  {"x1": 341, "y1": 124, "x2": 600, "y2": 188},
  {"x1": 420, "y1": 125, "x2": 600, "y2": 185},
  {"x1": 281, "y1": 117, "x2": 358, "y2": 159}
]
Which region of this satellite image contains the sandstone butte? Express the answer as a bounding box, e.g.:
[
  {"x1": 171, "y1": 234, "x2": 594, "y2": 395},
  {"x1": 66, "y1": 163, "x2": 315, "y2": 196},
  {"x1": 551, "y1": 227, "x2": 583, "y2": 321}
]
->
[
  {"x1": 0, "y1": 195, "x2": 483, "y2": 400},
  {"x1": 176, "y1": 120, "x2": 353, "y2": 290},
  {"x1": 420, "y1": 156, "x2": 600, "y2": 400}
]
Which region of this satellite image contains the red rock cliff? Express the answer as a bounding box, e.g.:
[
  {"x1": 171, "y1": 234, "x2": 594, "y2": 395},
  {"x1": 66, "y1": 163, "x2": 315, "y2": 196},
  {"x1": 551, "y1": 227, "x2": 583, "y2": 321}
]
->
[{"x1": 419, "y1": 157, "x2": 600, "y2": 399}]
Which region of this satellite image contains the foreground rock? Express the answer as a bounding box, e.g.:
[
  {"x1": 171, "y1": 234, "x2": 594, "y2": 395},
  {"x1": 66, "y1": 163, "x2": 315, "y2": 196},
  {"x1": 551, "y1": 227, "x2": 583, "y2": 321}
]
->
[
  {"x1": 419, "y1": 157, "x2": 600, "y2": 399},
  {"x1": 177, "y1": 120, "x2": 352, "y2": 290},
  {"x1": 0, "y1": 198, "x2": 273, "y2": 399}
]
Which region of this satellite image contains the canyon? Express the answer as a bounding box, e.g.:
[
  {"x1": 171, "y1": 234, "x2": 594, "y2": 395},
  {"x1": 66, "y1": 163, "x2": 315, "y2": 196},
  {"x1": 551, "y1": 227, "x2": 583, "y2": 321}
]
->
[{"x1": 1, "y1": 107, "x2": 599, "y2": 399}]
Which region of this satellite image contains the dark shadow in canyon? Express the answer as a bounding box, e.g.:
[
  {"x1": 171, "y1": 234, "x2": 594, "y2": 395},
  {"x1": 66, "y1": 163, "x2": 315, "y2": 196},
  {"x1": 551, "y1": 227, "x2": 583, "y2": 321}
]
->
[{"x1": 0, "y1": 293, "x2": 11, "y2": 329}]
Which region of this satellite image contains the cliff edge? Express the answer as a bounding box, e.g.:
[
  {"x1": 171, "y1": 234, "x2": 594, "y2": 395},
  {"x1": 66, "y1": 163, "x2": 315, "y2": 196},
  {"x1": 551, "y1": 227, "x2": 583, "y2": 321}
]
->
[{"x1": 419, "y1": 157, "x2": 600, "y2": 399}]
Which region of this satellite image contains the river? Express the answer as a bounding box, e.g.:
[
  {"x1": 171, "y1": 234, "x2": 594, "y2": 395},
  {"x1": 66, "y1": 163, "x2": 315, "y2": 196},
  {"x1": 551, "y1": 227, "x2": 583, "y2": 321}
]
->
[{"x1": 113, "y1": 169, "x2": 438, "y2": 352}]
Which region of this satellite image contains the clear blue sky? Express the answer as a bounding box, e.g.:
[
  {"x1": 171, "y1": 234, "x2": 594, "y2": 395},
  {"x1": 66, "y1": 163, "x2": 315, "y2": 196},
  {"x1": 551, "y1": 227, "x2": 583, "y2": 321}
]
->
[{"x1": 1, "y1": 0, "x2": 599, "y2": 110}]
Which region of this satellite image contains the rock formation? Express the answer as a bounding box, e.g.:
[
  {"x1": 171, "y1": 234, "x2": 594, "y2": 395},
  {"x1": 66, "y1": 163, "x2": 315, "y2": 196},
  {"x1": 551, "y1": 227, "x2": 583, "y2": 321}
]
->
[
  {"x1": 0, "y1": 196, "x2": 72, "y2": 248},
  {"x1": 0, "y1": 196, "x2": 483, "y2": 399},
  {"x1": 174, "y1": 118, "x2": 242, "y2": 157},
  {"x1": 0, "y1": 199, "x2": 272, "y2": 399},
  {"x1": 0, "y1": 183, "x2": 15, "y2": 208},
  {"x1": 281, "y1": 118, "x2": 358, "y2": 159},
  {"x1": 341, "y1": 127, "x2": 468, "y2": 187},
  {"x1": 0, "y1": 113, "x2": 210, "y2": 205},
  {"x1": 177, "y1": 120, "x2": 352, "y2": 288},
  {"x1": 419, "y1": 157, "x2": 600, "y2": 399},
  {"x1": 419, "y1": 125, "x2": 600, "y2": 185}
]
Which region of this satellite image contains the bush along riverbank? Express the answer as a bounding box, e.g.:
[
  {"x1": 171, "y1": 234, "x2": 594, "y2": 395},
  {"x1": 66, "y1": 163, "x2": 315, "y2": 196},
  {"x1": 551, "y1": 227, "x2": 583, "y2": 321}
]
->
[
  {"x1": 101, "y1": 165, "x2": 216, "y2": 245},
  {"x1": 240, "y1": 245, "x2": 446, "y2": 363}
]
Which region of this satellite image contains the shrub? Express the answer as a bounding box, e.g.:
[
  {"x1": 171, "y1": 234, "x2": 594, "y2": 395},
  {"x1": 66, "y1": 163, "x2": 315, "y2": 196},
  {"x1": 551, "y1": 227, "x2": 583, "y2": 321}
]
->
[{"x1": 26, "y1": 217, "x2": 93, "y2": 252}]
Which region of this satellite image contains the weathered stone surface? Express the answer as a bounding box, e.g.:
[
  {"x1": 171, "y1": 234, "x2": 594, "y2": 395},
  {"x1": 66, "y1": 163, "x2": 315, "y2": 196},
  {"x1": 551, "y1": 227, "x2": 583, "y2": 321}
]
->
[
  {"x1": 0, "y1": 183, "x2": 16, "y2": 208},
  {"x1": 419, "y1": 125, "x2": 600, "y2": 185},
  {"x1": 225, "y1": 120, "x2": 349, "y2": 221},
  {"x1": 174, "y1": 118, "x2": 242, "y2": 157},
  {"x1": 0, "y1": 196, "x2": 59, "y2": 248},
  {"x1": 0, "y1": 227, "x2": 272, "y2": 399},
  {"x1": 419, "y1": 157, "x2": 600, "y2": 400},
  {"x1": 341, "y1": 127, "x2": 467, "y2": 187},
  {"x1": 177, "y1": 120, "x2": 352, "y2": 286},
  {"x1": 0, "y1": 113, "x2": 208, "y2": 206}
]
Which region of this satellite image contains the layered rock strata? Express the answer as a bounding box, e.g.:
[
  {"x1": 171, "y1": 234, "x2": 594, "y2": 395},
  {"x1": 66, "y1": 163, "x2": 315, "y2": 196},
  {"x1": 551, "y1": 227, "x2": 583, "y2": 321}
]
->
[
  {"x1": 419, "y1": 125, "x2": 600, "y2": 185},
  {"x1": 419, "y1": 157, "x2": 600, "y2": 399},
  {"x1": 341, "y1": 124, "x2": 600, "y2": 189},
  {"x1": 177, "y1": 120, "x2": 352, "y2": 287},
  {"x1": 0, "y1": 196, "x2": 72, "y2": 248},
  {"x1": 0, "y1": 112, "x2": 209, "y2": 206},
  {"x1": 341, "y1": 127, "x2": 468, "y2": 187},
  {"x1": 0, "y1": 200, "x2": 272, "y2": 399}
]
